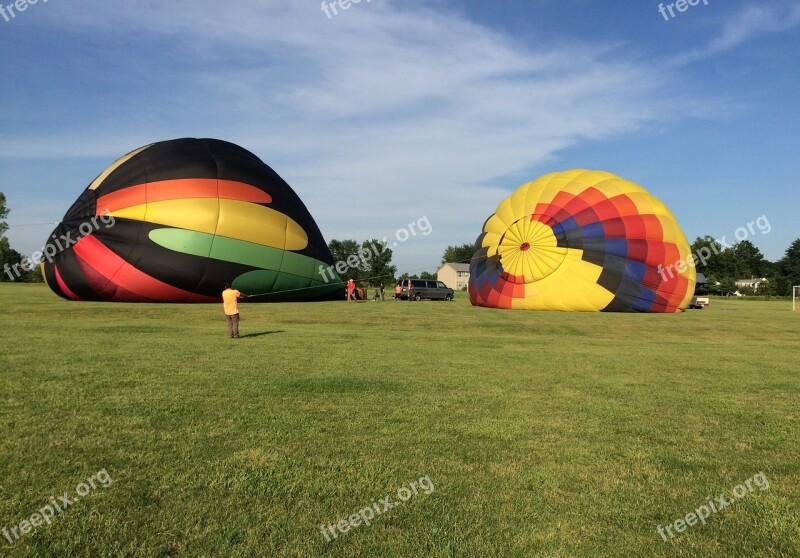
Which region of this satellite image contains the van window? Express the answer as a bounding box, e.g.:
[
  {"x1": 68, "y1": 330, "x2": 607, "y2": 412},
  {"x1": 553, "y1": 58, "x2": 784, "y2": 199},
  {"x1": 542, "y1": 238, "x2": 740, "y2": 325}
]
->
[
  {"x1": 427, "y1": 281, "x2": 437, "y2": 288},
  {"x1": 411, "y1": 280, "x2": 426, "y2": 288},
  {"x1": 437, "y1": 281, "x2": 447, "y2": 289}
]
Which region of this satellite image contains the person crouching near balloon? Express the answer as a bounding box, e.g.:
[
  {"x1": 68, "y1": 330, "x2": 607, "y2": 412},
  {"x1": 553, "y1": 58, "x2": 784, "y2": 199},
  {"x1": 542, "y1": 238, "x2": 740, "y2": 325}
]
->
[{"x1": 222, "y1": 283, "x2": 247, "y2": 338}]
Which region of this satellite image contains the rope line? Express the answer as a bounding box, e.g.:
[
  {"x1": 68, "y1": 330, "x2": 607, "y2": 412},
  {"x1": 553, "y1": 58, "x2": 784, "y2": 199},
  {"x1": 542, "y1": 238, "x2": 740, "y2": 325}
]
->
[
  {"x1": 243, "y1": 258, "x2": 474, "y2": 298},
  {"x1": 2, "y1": 219, "x2": 476, "y2": 297},
  {"x1": 6, "y1": 222, "x2": 60, "y2": 228}
]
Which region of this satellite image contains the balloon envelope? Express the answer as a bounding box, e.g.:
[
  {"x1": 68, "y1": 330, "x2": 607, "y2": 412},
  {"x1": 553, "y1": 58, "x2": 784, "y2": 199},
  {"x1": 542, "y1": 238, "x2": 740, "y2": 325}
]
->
[
  {"x1": 42, "y1": 138, "x2": 340, "y2": 302},
  {"x1": 469, "y1": 170, "x2": 695, "y2": 312}
]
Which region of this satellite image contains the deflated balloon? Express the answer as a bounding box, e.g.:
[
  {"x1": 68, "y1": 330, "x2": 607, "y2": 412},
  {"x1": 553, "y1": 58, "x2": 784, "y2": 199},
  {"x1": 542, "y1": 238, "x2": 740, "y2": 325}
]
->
[
  {"x1": 469, "y1": 169, "x2": 695, "y2": 312},
  {"x1": 42, "y1": 138, "x2": 340, "y2": 302}
]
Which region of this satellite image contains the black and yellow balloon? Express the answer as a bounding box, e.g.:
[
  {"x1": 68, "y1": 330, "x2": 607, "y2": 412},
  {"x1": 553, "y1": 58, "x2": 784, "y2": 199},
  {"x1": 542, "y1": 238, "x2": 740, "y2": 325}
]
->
[{"x1": 42, "y1": 138, "x2": 341, "y2": 302}]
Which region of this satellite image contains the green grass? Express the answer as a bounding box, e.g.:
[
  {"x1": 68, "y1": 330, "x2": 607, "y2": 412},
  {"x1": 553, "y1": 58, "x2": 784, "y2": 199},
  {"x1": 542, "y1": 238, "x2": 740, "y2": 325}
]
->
[{"x1": 1, "y1": 283, "x2": 798, "y2": 557}]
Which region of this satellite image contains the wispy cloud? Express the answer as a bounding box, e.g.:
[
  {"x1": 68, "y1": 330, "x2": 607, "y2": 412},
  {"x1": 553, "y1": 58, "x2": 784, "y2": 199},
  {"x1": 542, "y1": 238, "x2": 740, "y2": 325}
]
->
[
  {"x1": 1, "y1": 0, "x2": 719, "y2": 270},
  {"x1": 672, "y1": 1, "x2": 800, "y2": 65}
]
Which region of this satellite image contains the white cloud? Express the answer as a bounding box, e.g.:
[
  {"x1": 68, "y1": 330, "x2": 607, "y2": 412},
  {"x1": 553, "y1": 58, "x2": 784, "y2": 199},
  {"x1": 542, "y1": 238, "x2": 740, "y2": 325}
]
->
[
  {"x1": 2, "y1": 0, "x2": 711, "y2": 272},
  {"x1": 672, "y1": 1, "x2": 800, "y2": 65}
]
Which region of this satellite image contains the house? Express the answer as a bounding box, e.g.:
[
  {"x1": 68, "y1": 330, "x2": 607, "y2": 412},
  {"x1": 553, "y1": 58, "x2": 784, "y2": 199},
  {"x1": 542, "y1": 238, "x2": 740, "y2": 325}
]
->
[
  {"x1": 696, "y1": 272, "x2": 707, "y2": 287},
  {"x1": 437, "y1": 262, "x2": 470, "y2": 290},
  {"x1": 735, "y1": 277, "x2": 768, "y2": 291}
]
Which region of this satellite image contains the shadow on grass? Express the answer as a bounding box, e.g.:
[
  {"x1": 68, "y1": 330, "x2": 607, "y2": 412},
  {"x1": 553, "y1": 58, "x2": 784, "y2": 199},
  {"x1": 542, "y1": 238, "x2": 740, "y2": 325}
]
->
[{"x1": 237, "y1": 330, "x2": 286, "y2": 339}]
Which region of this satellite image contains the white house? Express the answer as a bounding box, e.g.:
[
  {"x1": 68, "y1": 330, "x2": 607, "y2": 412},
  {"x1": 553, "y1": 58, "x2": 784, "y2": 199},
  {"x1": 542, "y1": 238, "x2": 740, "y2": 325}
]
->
[
  {"x1": 437, "y1": 262, "x2": 470, "y2": 290},
  {"x1": 734, "y1": 277, "x2": 768, "y2": 291}
]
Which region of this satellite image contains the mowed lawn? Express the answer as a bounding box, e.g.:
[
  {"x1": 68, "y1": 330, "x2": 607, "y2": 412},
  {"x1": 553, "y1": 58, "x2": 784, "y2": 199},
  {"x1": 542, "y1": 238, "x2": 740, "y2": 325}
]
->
[{"x1": 1, "y1": 283, "x2": 798, "y2": 558}]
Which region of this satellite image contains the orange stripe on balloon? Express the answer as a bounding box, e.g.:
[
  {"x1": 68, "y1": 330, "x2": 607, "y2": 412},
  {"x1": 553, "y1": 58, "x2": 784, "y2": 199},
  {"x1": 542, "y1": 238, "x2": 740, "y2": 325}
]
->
[
  {"x1": 72, "y1": 235, "x2": 216, "y2": 302},
  {"x1": 97, "y1": 184, "x2": 146, "y2": 213},
  {"x1": 218, "y1": 180, "x2": 272, "y2": 204},
  {"x1": 96, "y1": 179, "x2": 272, "y2": 213}
]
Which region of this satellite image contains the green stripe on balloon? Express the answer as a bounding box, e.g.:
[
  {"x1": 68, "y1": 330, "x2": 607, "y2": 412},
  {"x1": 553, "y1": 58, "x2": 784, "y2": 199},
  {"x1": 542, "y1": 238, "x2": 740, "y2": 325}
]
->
[
  {"x1": 233, "y1": 269, "x2": 278, "y2": 294},
  {"x1": 148, "y1": 228, "x2": 337, "y2": 283},
  {"x1": 231, "y1": 270, "x2": 340, "y2": 299}
]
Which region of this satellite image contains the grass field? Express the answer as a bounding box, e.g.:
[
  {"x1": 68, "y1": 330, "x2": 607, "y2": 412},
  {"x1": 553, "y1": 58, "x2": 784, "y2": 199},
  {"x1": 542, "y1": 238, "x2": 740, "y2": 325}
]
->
[{"x1": 1, "y1": 283, "x2": 798, "y2": 557}]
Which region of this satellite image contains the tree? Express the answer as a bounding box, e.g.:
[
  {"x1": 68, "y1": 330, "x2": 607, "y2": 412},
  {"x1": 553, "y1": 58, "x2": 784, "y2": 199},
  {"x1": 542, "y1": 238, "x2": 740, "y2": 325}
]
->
[
  {"x1": 0, "y1": 193, "x2": 29, "y2": 282},
  {"x1": 689, "y1": 236, "x2": 773, "y2": 288},
  {"x1": 327, "y1": 239, "x2": 363, "y2": 282},
  {"x1": 30, "y1": 264, "x2": 44, "y2": 283},
  {"x1": 730, "y1": 240, "x2": 768, "y2": 279},
  {"x1": 441, "y1": 243, "x2": 474, "y2": 264},
  {"x1": 0, "y1": 241, "x2": 26, "y2": 282},
  {"x1": 0, "y1": 193, "x2": 8, "y2": 237},
  {"x1": 419, "y1": 271, "x2": 436, "y2": 280},
  {"x1": 361, "y1": 238, "x2": 396, "y2": 287},
  {"x1": 777, "y1": 238, "x2": 800, "y2": 296},
  {"x1": 327, "y1": 238, "x2": 397, "y2": 286},
  {"x1": 690, "y1": 236, "x2": 735, "y2": 280},
  {"x1": 719, "y1": 277, "x2": 737, "y2": 296}
]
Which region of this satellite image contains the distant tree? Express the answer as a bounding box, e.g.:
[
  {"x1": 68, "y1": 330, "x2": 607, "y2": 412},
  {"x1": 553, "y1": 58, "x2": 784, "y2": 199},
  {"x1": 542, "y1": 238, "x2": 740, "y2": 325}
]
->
[
  {"x1": 0, "y1": 242, "x2": 26, "y2": 282},
  {"x1": 0, "y1": 193, "x2": 30, "y2": 282},
  {"x1": 30, "y1": 264, "x2": 44, "y2": 283},
  {"x1": 760, "y1": 276, "x2": 777, "y2": 297},
  {"x1": 419, "y1": 271, "x2": 436, "y2": 280},
  {"x1": 690, "y1": 236, "x2": 734, "y2": 280},
  {"x1": 690, "y1": 236, "x2": 774, "y2": 287},
  {"x1": 777, "y1": 238, "x2": 800, "y2": 296},
  {"x1": 772, "y1": 275, "x2": 792, "y2": 297},
  {"x1": 327, "y1": 239, "x2": 363, "y2": 282},
  {"x1": 361, "y1": 238, "x2": 396, "y2": 287},
  {"x1": 327, "y1": 238, "x2": 398, "y2": 286},
  {"x1": 441, "y1": 243, "x2": 474, "y2": 264},
  {"x1": 730, "y1": 240, "x2": 769, "y2": 279},
  {"x1": 719, "y1": 277, "x2": 737, "y2": 296},
  {"x1": 761, "y1": 259, "x2": 778, "y2": 277},
  {"x1": 694, "y1": 273, "x2": 718, "y2": 295},
  {"x1": 0, "y1": 193, "x2": 8, "y2": 237}
]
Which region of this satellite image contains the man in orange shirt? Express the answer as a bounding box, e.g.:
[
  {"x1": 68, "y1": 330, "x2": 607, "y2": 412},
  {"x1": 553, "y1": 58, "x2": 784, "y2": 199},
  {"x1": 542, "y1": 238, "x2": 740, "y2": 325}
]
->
[
  {"x1": 346, "y1": 279, "x2": 356, "y2": 303},
  {"x1": 222, "y1": 283, "x2": 246, "y2": 338}
]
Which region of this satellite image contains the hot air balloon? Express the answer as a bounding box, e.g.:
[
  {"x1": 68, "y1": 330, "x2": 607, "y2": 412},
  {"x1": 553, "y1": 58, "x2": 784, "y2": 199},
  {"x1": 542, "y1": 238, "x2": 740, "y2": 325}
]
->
[
  {"x1": 42, "y1": 138, "x2": 341, "y2": 302},
  {"x1": 469, "y1": 170, "x2": 695, "y2": 312}
]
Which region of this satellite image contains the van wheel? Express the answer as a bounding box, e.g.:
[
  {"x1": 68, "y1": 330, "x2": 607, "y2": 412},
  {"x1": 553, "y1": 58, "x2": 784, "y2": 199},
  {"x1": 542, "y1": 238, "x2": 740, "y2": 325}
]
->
[
  {"x1": 445, "y1": 294, "x2": 452, "y2": 301},
  {"x1": 414, "y1": 293, "x2": 422, "y2": 301}
]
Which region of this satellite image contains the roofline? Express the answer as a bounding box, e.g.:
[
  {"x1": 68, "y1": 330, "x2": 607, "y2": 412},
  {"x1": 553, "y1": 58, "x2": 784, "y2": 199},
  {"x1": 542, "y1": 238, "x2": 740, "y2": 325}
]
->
[{"x1": 436, "y1": 262, "x2": 471, "y2": 272}]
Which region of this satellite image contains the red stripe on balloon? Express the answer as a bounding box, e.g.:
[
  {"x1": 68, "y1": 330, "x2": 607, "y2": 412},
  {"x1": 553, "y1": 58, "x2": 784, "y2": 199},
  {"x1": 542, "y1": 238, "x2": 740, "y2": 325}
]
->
[
  {"x1": 72, "y1": 235, "x2": 217, "y2": 302},
  {"x1": 74, "y1": 259, "x2": 144, "y2": 302},
  {"x1": 54, "y1": 265, "x2": 81, "y2": 300}
]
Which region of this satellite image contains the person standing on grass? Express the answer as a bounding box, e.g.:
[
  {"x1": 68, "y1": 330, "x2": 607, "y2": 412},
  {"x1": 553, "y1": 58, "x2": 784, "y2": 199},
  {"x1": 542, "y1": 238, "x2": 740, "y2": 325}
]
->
[
  {"x1": 222, "y1": 283, "x2": 246, "y2": 338},
  {"x1": 346, "y1": 278, "x2": 356, "y2": 303},
  {"x1": 379, "y1": 282, "x2": 385, "y2": 301}
]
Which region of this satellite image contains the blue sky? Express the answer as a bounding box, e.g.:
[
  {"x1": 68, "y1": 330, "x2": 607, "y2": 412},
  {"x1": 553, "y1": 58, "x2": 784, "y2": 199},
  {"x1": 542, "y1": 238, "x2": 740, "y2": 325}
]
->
[{"x1": 1, "y1": 0, "x2": 799, "y2": 275}]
